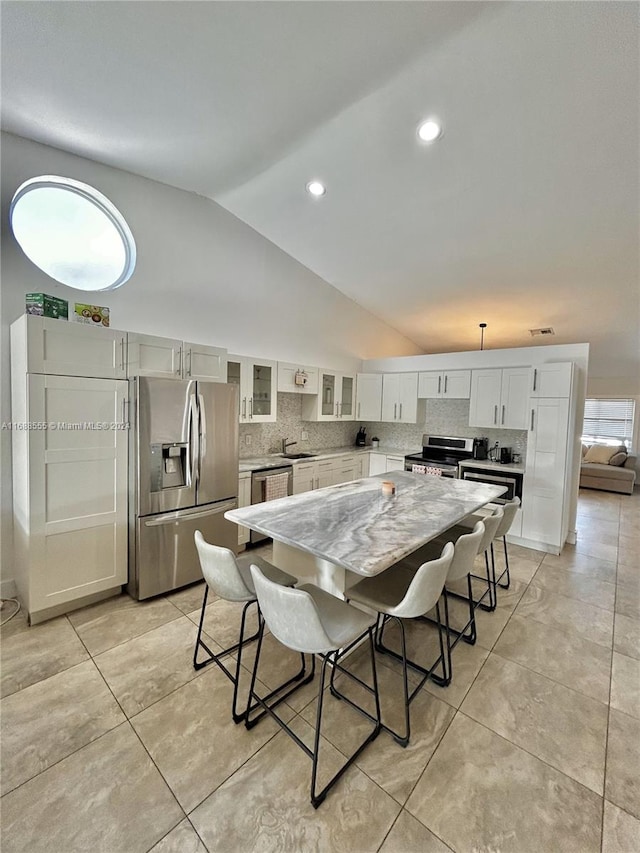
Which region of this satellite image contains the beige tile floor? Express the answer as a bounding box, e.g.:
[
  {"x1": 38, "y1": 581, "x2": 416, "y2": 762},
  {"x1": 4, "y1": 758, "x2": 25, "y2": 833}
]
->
[{"x1": 1, "y1": 488, "x2": 638, "y2": 852}]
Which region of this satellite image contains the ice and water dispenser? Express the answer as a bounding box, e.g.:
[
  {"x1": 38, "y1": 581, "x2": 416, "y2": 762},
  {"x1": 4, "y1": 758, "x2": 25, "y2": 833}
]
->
[{"x1": 149, "y1": 443, "x2": 189, "y2": 491}]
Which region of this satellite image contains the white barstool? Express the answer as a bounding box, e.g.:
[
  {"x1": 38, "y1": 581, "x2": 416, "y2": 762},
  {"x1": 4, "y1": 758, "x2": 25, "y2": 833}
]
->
[
  {"x1": 246, "y1": 563, "x2": 381, "y2": 809},
  {"x1": 345, "y1": 542, "x2": 454, "y2": 746},
  {"x1": 193, "y1": 531, "x2": 310, "y2": 723}
]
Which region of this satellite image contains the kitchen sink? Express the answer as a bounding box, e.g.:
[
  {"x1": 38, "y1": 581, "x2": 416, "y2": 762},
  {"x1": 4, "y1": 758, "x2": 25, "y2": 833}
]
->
[{"x1": 279, "y1": 452, "x2": 318, "y2": 459}]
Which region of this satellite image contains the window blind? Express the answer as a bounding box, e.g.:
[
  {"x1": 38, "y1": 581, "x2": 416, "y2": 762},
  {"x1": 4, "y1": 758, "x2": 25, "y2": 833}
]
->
[{"x1": 582, "y1": 399, "x2": 636, "y2": 445}]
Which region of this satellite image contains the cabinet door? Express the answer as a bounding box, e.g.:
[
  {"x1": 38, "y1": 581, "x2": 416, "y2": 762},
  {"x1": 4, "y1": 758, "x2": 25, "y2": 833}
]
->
[
  {"x1": 442, "y1": 370, "x2": 471, "y2": 399},
  {"x1": 381, "y1": 374, "x2": 400, "y2": 422},
  {"x1": 26, "y1": 316, "x2": 127, "y2": 379},
  {"x1": 277, "y1": 363, "x2": 319, "y2": 395},
  {"x1": 500, "y1": 367, "x2": 530, "y2": 429},
  {"x1": 418, "y1": 371, "x2": 442, "y2": 398},
  {"x1": 316, "y1": 459, "x2": 336, "y2": 488},
  {"x1": 339, "y1": 375, "x2": 355, "y2": 420},
  {"x1": 184, "y1": 342, "x2": 226, "y2": 382},
  {"x1": 319, "y1": 372, "x2": 338, "y2": 420},
  {"x1": 27, "y1": 374, "x2": 128, "y2": 613},
  {"x1": 530, "y1": 363, "x2": 573, "y2": 398},
  {"x1": 397, "y1": 373, "x2": 418, "y2": 422},
  {"x1": 292, "y1": 462, "x2": 317, "y2": 494},
  {"x1": 336, "y1": 463, "x2": 357, "y2": 484},
  {"x1": 368, "y1": 453, "x2": 387, "y2": 475},
  {"x1": 385, "y1": 455, "x2": 405, "y2": 472},
  {"x1": 469, "y1": 370, "x2": 502, "y2": 428},
  {"x1": 247, "y1": 359, "x2": 277, "y2": 422},
  {"x1": 127, "y1": 332, "x2": 182, "y2": 378},
  {"x1": 355, "y1": 374, "x2": 382, "y2": 421},
  {"x1": 226, "y1": 356, "x2": 244, "y2": 421},
  {"x1": 237, "y1": 475, "x2": 252, "y2": 545}
]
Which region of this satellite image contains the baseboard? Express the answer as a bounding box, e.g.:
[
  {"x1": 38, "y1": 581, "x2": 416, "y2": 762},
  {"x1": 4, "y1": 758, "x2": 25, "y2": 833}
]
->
[{"x1": 566, "y1": 529, "x2": 577, "y2": 545}]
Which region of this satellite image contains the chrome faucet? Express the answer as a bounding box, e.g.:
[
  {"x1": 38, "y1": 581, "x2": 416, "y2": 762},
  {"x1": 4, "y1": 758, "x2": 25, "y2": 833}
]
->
[{"x1": 282, "y1": 438, "x2": 297, "y2": 453}]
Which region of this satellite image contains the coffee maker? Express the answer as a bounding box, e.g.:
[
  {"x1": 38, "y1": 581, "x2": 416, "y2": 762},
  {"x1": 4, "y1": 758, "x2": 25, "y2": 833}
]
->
[{"x1": 473, "y1": 437, "x2": 489, "y2": 459}]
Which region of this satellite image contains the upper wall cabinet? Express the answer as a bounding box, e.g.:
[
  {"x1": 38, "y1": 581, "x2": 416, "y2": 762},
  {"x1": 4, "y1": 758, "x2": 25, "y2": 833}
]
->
[
  {"x1": 277, "y1": 363, "x2": 319, "y2": 395},
  {"x1": 530, "y1": 362, "x2": 573, "y2": 398},
  {"x1": 227, "y1": 355, "x2": 277, "y2": 423},
  {"x1": 355, "y1": 373, "x2": 383, "y2": 421},
  {"x1": 469, "y1": 367, "x2": 530, "y2": 429},
  {"x1": 127, "y1": 333, "x2": 227, "y2": 381},
  {"x1": 17, "y1": 315, "x2": 127, "y2": 379},
  {"x1": 381, "y1": 373, "x2": 418, "y2": 423},
  {"x1": 301, "y1": 370, "x2": 355, "y2": 421},
  {"x1": 418, "y1": 370, "x2": 471, "y2": 399}
]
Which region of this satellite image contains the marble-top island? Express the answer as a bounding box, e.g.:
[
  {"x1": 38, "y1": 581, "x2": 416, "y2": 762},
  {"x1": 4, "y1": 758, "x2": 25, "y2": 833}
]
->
[{"x1": 226, "y1": 471, "x2": 505, "y2": 597}]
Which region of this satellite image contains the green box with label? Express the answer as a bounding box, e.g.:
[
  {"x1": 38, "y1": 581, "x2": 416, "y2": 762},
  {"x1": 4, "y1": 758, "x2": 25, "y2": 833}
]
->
[{"x1": 25, "y1": 293, "x2": 69, "y2": 320}]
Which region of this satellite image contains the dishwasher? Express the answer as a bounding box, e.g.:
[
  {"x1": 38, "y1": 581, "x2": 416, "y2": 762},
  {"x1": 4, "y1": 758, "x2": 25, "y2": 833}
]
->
[{"x1": 250, "y1": 465, "x2": 293, "y2": 544}]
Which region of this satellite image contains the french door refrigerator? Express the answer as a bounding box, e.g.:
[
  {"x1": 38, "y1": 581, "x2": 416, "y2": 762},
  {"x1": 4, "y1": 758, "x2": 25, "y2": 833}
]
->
[{"x1": 128, "y1": 376, "x2": 239, "y2": 599}]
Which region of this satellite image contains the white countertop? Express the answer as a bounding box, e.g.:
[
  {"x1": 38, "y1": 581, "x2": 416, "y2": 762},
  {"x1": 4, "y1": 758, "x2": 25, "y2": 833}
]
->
[
  {"x1": 226, "y1": 470, "x2": 505, "y2": 577},
  {"x1": 238, "y1": 445, "x2": 421, "y2": 473},
  {"x1": 458, "y1": 459, "x2": 526, "y2": 475}
]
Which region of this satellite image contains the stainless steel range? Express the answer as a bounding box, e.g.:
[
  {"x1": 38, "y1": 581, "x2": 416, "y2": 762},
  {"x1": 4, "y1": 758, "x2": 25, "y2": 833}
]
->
[{"x1": 404, "y1": 435, "x2": 474, "y2": 478}]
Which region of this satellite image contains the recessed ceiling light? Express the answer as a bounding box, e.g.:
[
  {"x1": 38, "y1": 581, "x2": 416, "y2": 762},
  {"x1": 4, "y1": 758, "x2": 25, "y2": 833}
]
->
[
  {"x1": 306, "y1": 181, "x2": 326, "y2": 197},
  {"x1": 417, "y1": 120, "x2": 442, "y2": 143}
]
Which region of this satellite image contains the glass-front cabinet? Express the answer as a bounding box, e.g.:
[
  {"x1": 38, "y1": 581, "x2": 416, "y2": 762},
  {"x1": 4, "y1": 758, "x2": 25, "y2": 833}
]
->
[
  {"x1": 227, "y1": 355, "x2": 277, "y2": 423},
  {"x1": 302, "y1": 370, "x2": 355, "y2": 421}
]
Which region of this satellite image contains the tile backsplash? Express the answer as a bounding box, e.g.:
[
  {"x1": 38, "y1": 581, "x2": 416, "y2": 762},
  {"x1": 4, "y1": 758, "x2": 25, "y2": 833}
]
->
[{"x1": 240, "y1": 394, "x2": 527, "y2": 460}]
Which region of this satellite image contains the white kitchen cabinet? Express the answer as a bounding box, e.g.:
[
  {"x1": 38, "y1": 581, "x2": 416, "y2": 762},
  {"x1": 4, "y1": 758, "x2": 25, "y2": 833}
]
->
[
  {"x1": 381, "y1": 373, "x2": 418, "y2": 423},
  {"x1": 227, "y1": 355, "x2": 277, "y2": 423},
  {"x1": 292, "y1": 452, "x2": 364, "y2": 494},
  {"x1": 355, "y1": 373, "x2": 383, "y2": 421},
  {"x1": 368, "y1": 453, "x2": 388, "y2": 476},
  {"x1": 469, "y1": 368, "x2": 530, "y2": 429},
  {"x1": 183, "y1": 341, "x2": 227, "y2": 381},
  {"x1": 301, "y1": 370, "x2": 356, "y2": 421},
  {"x1": 292, "y1": 461, "x2": 318, "y2": 494},
  {"x1": 521, "y1": 397, "x2": 571, "y2": 550},
  {"x1": 385, "y1": 454, "x2": 406, "y2": 472},
  {"x1": 277, "y1": 363, "x2": 319, "y2": 395},
  {"x1": 10, "y1": 371, "x2": 128, "y2": 623},
  {"x1": 127, "y1": 333, "x2": 226, "y2": 381},
  {"x1": 237, "y1": 473, "x2": 252, "y2": 547},
  {"x1": 16, "y1": 314, "x2": 127, "y2": 379},
  {"x1": 530, "y1": 362, "x2": 573, "y2": 398},
  {"x1": 418, "y1": 370, "x2": 471, "y2": 399}
]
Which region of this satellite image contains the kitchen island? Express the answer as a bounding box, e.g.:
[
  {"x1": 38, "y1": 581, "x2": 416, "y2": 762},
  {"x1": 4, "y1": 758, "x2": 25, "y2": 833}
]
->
[{"x1": 225, "y1": 471, "x2": 505, "y2": 597}]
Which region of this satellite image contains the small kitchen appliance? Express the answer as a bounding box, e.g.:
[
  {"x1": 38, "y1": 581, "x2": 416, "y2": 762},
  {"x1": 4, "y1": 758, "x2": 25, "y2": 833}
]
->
[
  {"x1": 500, "y1": 447, "x2": 513, "y2": 464},
  {"x1": 473, "y1": 437, "x2": 489, "y2": 460},
  {"x1": 355, "y1": 426, "x2": 367, "y2": 447}
]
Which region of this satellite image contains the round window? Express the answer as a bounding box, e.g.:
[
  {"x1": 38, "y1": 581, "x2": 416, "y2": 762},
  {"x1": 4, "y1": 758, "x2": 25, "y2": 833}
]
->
[{"x1": 9, "y1": 175, "x2": 136, "y2": 291}]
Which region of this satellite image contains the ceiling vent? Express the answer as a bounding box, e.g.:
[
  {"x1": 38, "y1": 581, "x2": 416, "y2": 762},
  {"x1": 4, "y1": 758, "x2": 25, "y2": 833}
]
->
[{"x1": 529, "y1": 327, "x2": 555, "y2": 337}]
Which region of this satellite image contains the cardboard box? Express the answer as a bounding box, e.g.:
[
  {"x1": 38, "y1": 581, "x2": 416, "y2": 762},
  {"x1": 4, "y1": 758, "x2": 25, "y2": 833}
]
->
[
  {"x1": 25, "y1": 293, "x2": 69, "y2": 320},
  {"x1": 74, "y1": 304, "x2": 110, "y2": 327}
]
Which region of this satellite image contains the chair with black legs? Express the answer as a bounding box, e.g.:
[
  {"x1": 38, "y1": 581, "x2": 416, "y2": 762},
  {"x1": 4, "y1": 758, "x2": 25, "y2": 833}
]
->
[
  {"x1": 344, "y1": 541, "x2": 454, "y2": 747},
  {"x1": 193, "y1": 531, "x2": 311, "y2": 724},
  {"x1": 399, "y1": 522, "x2": 485, "y2": 681},
  {"x1": 245, "y1": 563, "x2": 381, "y2": 809}
]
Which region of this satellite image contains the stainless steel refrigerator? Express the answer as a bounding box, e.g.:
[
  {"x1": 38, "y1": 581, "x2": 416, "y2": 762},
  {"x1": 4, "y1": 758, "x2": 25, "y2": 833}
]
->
[{"x1": 128, "y1": 377, "x2": 239, "y2": 599}]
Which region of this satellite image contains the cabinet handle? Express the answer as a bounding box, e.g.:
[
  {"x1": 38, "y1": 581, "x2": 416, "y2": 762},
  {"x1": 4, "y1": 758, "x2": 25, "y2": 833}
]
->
[
  {"x1": 533, "y1": 368, "x2": 537, "y2": 392},
  {"x1": 186, "y1": 349, "x2": 192, "y2": 377},
  {"x1": 494, "y1": 405, "x2": 498, "y2": 425},
  {"x1": 530, "y1": 409, "x2": 535, "y2": 431},
  {"x1": 444, "y1": 375, "x2": 448, "y2": 394},
  {"x1": 177, "y1": 348, "x2": 182, "y2": 376},
  {"x1": 358, "y1": 402, "x2": 361, "y2": 418},
  {"x1": 394, "y1": 403, "x2": 397, "y2": 420},
  {"x1": 501, "y1": 405, "x2": 505, "y2": 425},
  {"x1": 121, "y1": 397, "x2": 128, "y2": 425},
  {"x1": 242, "y1": 397, "x2": 247, "y2": 419},
  {"x1": 438, "y1": 375, "x2": 442, "y2": 395},
  {"x1": 399, "y1": 402, "x2": 403, "y2": 420},
  {"x1": 249, "y1": 398, "x2": 253, "y2": 419},
  {"x1": 120, "y1": 338, "x2": 126, "y2": 371}
]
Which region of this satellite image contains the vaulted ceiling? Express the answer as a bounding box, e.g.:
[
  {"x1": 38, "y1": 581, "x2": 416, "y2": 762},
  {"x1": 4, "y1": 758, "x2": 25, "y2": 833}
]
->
[{"x1": 1, "y1": 1, "x2": 638, "y2": 385}]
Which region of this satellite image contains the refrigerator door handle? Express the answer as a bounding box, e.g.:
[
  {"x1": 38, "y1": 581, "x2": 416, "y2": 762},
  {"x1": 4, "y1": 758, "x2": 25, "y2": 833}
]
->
[
  {"x1": 198, "y1": 393, "x2": 207, "y2": 459},
  {"x1": 144, "y1": 500, "x2": 237, "y2": 526},
  {"x1": 189, "y1": 393, "x2": 200, "y2": 486}
]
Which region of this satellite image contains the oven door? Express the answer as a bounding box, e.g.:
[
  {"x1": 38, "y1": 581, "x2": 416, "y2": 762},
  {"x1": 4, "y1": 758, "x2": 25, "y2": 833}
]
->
[{"x1": 461, "y1": 471, "x2": 518, "y2": 503}]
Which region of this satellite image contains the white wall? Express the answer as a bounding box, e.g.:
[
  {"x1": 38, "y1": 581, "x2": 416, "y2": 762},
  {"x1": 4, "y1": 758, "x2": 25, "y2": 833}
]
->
[{"x1": 0, "y1": 132, "x2": 422, "y2": 588}]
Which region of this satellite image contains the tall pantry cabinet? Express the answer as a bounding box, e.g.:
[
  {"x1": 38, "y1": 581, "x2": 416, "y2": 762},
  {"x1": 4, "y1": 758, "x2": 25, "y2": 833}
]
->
[{"x1": 11, "y1": 316, "x2": 129, "y2": 624}]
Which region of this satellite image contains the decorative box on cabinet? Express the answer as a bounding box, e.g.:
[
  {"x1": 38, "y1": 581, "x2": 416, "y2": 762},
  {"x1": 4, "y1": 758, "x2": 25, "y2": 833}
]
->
[
  {"x1": 418, "y1": 370, "x2": 471, "y2": 399},
  {"x1": 16, "y1": 314, "x2": 127, "y2": 379},
  {"x1": 469, "y1": 368, "x2": 530, "y2": 429},
  {"x1": 301, "y1": 371, "x2": 355, "y2": 421},
  {"x1": 355, "y1": 373, "x2": 383, "y2": 421},
  {"x1": 227, "y1": 355, "x2": 277, "y2": 423},
  {"x1": 277, "y1": 363, "x2": 319, "y2": 395},
  {"x1": 381, "y1": 374, "x2": 418, "y2": 423}
]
